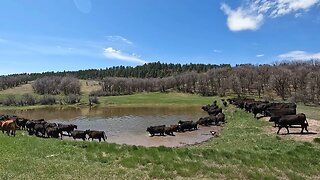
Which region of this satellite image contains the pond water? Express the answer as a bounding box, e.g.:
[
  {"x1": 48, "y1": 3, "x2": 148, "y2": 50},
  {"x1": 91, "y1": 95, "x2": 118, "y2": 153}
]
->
[{"x1": 2, "y1": 106, "x2": 221, "y2": 147}]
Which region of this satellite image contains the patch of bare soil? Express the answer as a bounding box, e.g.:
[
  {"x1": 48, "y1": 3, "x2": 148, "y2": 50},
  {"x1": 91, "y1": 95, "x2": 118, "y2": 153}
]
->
[{"x1": 261, "y1": 117, "x2": 319, "y2": 142}]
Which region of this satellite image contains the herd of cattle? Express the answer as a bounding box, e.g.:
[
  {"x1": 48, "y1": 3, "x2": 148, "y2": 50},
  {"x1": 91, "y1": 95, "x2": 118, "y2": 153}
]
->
[
  {"x1": 0, "y1": 97, "x2": 311, "y2": 142},
  {"x1": 146, "y1": 100, "x2": 227, "y2": 136},
  {"x1": 0, "y1": 115, "x2": 107, "y2": 142},
  {"x1": 228, "y1": 97, "x2": 309, "y2": 134}
]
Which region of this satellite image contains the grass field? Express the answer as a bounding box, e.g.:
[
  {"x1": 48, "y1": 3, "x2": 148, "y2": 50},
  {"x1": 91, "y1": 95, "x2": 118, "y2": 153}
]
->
[
  {"x1": 1, "y1": 106, "x2": 320, "y2": 179},
  {"x1": 0, "y1": 81, "x2": 214, "y2": 109}
]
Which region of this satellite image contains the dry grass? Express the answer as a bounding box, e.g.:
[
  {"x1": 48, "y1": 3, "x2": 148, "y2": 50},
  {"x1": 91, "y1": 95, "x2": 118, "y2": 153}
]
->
[
  {"x1": 80, "y1": 80, "x2": 101, "y2": 95},
  {"x1": 0, "y1": 83, "x2": 34, "y2": 95},
  {"x1": 0, "y1": 80, "x2": 101, "y2": 96}
]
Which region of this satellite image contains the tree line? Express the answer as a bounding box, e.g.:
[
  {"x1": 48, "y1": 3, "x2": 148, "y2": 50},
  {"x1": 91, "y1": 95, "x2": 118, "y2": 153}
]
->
[
  {"x1": 0, "y1": 74, "x2": 31, "y2": 91},
  {"x1": 93, "y1": 61, "x2": 320, "y2": 104},
  {"x1": 22, "y1": 62, "x2": 231, "y2": 79},
  {"x1": 3, "y1": 60, "x2": 320, "y2": 105}
]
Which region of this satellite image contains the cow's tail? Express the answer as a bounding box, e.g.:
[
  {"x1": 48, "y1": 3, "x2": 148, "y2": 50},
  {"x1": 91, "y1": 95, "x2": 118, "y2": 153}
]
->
[{"x1": 302, "y1": 113, "x2": 309, "y2": 126}]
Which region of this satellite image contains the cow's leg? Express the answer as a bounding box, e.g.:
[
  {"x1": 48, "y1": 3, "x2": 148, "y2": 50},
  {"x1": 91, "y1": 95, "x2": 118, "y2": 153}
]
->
[
  {"x1": 286, "y1": 126, "x2": 289, "y2": 134},
  {"x1": 102, "y1": 137, "x2": 105, "y2": 141},
  {"x1": 99, "y1": 138, "x2": 101, "y2": 142},
  {"x1": 277, "y1": 126, "x2": 282, "y2": 134}
]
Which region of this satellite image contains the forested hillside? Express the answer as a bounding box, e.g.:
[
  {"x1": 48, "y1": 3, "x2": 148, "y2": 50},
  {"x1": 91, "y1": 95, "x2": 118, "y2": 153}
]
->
[{"x1": 2, "y1": 60, "x2": 320, "y2": 104}]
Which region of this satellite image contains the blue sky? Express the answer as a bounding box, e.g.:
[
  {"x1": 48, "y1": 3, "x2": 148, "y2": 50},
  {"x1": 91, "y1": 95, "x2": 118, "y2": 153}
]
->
[{"x1": 1, "y1": 0, "x2": 320, "y2": 75}]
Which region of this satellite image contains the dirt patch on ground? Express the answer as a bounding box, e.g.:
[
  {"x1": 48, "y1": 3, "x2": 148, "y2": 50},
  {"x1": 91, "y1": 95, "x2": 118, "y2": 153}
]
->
[{"x1": 261, "y1": 117, "x2": 320, "y2": 142}]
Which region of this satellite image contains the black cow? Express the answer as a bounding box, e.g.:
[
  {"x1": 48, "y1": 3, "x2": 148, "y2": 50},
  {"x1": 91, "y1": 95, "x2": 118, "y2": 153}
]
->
[
  {"x1": 45, "y1": 123, "x2": 57, "y2": 129},
  {"x1": 178, "y1": 121, "x2": 197, "y2": 131},
  {"x1": 146, "y1": 125, "x2": 165, "y2": 136},
  {"x1": 46, "y1": 127, "x2": 62, "y2": 139},
  {"x1": 16, "y1": 118, "x2": 28, "y2": 130},
  {"x1": 266, "y1": 108, "x2": 296, "y2": 117},
  {"x1": 251, "y1": 103, "x2": 268, "y2": 118},
  {"x1": 223, "y1": 101, "x2": 228, "y2": 107},
  {"x1": 71, "y1": 130, "x2": 90, "y2": 141},
  {"x1": 34, "y1": 123, "x2": 46, "y2": 137},
  {"x1": 277, "y1": 113, "x2": 308, "y2": 134},
  {"x1": 206, "y1": 108, "x2": 222, "y2": 116},
  {"x1": 26, "y1": 119, "x2": 47, "y2": 135},
  {"x1": 202, "y1": 104, "x2": 219, "y2": 112},
  {"x1": 164, "y1": 127, "x2": 174, "y2": 136},
  {"x1": 216, "y1": 113, "x2": 225, "y2": 124},
  {"x1": 197, "y1": 116, "x2": 216, "y2": 126},
  {"x1": 87, "y1": 130, "x2": 107, "y2": 142},
  {"x1": 58, "y1": 124, "x2": 77, "y2": 136}
]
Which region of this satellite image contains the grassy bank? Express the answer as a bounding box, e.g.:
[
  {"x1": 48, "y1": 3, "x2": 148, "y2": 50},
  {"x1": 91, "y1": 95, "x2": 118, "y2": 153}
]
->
[
  {"x1": 1, "y1": 106, "x2": 320, "y2": 179},
  {"x1": 0, "y1": 92, "x2": 215, "y2": 110}
]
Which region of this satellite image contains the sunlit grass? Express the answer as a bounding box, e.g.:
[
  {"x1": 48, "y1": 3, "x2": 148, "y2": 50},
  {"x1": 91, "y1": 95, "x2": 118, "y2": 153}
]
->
[{"x1": 1, "y1": 105, "x2": 320, "y2": 179}]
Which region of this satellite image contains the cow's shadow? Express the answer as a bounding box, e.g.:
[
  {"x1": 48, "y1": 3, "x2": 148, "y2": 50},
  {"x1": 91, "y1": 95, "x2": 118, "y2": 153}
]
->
[
  {"x1": 279, "y1": 132, "x2": 317, "y2": 135},
  {"x1": 148, "y1": 134, "x2": 175, "y2": 137}
]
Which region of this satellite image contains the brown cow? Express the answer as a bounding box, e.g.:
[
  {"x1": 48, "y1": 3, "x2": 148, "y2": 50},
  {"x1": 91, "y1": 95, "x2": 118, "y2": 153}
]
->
[{"x1": 1, "y1": 120, "x2": 16, "y2": 136}]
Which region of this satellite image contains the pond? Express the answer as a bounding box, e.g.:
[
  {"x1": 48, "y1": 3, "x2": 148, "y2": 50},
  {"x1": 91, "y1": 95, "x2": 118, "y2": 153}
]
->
[{"x1": 2, "y1": 106, "x2": 221, "y2": 147}]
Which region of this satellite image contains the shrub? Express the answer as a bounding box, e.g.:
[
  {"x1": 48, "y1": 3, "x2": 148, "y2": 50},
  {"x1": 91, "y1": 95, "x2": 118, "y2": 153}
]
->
[
  {"x1": 89, "y1": 96, "x2": 99, "y2": 105},
  {"x1": 2, "y1": 95, "x2": 17, "y2": 106},
  {"x1": 20, "y1": 93, "x2": 37, "y2": 106},
  {"x1": 64, "y1": 94, "x2": 81, "y2": 104},
  {"x1": 39, "y1": 95, "x2": 56, "y2": 105}
]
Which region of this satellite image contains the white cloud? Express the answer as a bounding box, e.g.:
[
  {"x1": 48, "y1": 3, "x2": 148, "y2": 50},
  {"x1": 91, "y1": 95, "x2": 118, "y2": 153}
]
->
[
  {"x1": 105, "y1": 35, "x2": 133, "y2": 45},
  {"x1": 103, "y1": 47, "x2": 147, "y2": 64},
  {"x1": 278, "y1": 50, "x2": 320, "y2": 60},
  {"x1": 256, "y1": 54, "x2": 265, "y2": 57},
  {"x1": 221, "y1": 3, "x2": 264, "y2": 31},
  {"x1": 271, "y1": 0, "x2": 319, "y2": 17},
  {"x1": 213, "y1": 49, "x2": 222, "y2": 53},
  {"x1": 221, "y1": 0, "x2": 320, "y2": 31}
]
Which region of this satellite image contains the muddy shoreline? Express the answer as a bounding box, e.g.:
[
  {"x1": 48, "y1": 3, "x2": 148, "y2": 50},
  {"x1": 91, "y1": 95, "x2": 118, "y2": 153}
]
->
[{"x1": 45, "y1": 124, "x2": 222, "y2": 147}]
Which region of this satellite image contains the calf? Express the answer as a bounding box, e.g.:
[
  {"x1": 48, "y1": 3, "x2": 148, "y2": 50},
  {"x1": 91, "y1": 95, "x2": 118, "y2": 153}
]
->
[
  {"x1": 277, "y1": 113, "x2": 308, "y2": 134},
  {"x1": 87, "y1": 130, "x2": 107, "y2": 142}
]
